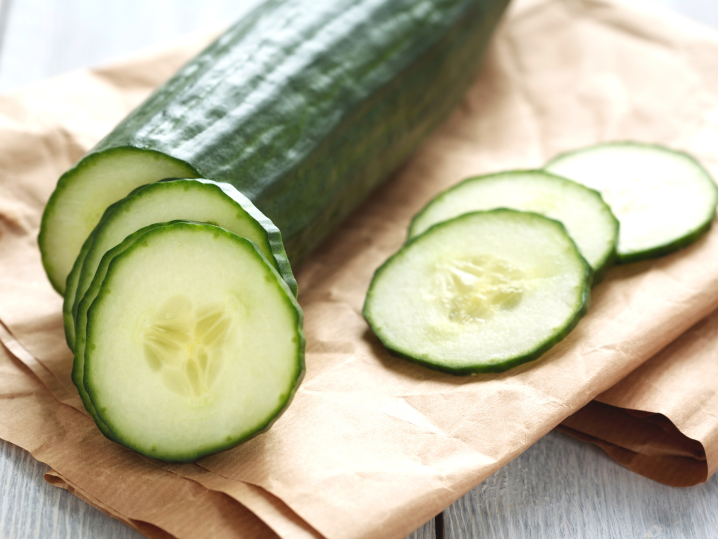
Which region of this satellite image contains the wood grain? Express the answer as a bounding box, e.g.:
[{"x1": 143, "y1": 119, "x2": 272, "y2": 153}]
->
[
  {"x1": 0, "y1": 439, "x2": 143, "y2": 539},
  {"x1": 445, "y1": 431, "x2": 718, "y2": 539}
]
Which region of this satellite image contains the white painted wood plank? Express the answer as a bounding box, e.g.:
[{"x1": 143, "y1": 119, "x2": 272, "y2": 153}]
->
[
  {"x1": 405, "y1": 517, "x2": 436, "y2": 539},
  {"x1": 0, "y1": 0, "x2": 263, "y2": 93},
  {"x1": 0, "y1": 438, "x2": 143, "y2": 539},
  {"x1": 632, "y1": 0, "x2": 718, "y2": 30},
  {"x1": 445, "y1": 430, "x2": 718, "y2": 539}
]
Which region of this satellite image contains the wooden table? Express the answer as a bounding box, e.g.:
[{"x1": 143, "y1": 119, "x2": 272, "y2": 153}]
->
[{"x1": 1, "y1": 0, "x2": 717, "y2": 537}]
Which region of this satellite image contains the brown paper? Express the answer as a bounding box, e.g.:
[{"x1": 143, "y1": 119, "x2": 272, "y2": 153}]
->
[
  {"x1": 560, "y1": 305, "x2": 718, "y2": 486},
  {"x1": 3, "y1": 0, "x2": 718, "y2": 537}
]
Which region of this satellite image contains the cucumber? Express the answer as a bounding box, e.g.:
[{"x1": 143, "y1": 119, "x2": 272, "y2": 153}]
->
[
  {"x1": 545, "y1": 142, "x2": 718, "y2": 263},
  {"x1": 63, "y1": 178, "x2": 296, "y2": 350},
  {"x1": 39, "y1": 0, "x2": 510, "y2": 294},
  {"x1": 408, "y1": 170, "x2": 618, "y2": 283},
  {"x1": 364, "y1": 210, "x2": 591, "y2": 374},
  {"x1": 84, "y1": 221, "x2": 304, "y2": 461}
]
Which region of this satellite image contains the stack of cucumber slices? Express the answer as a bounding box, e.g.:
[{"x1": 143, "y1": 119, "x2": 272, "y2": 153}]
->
[
  {"x1": 364, "y1": 142, "x2": 718, "y2": 375},
  {"x1": 60, "y1": 178, "x2": 305, "y2": 462}
]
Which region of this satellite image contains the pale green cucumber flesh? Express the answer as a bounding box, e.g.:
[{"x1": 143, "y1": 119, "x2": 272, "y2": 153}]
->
[
  {"x1": 84, "y1": 222, "x2": 304, "y2": 461},
  {"x1": 364, "y1": 209, "x2": 591, "y2": 375},
  {"x1": 73, "y1": 222, "x2": 171, "y2": 440},
  {"x1": 545, "y1": 142, "x2": 718, "y2": 263},
  {"x1": 65, "y1": 178, "x2": 296, "y2": 350},
  {"x1": 409, "y1": 170, "x2": 618, "y2": 283},
  {"x1": 39, "y1": 0, "x2": 510, "y2": 293},
  {"x1": 40, "y1": 147, "x2": 199, "y2": 293}
]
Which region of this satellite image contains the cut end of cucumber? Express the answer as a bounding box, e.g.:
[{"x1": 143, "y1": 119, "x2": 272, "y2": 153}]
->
[
  {"x1": 39, "y1": 147, "x2": 198, "y2": 293},
  {"x1": 545, "y1": 142, "x2": 718, "y2": 263},
  {"x1": 84, "y1": 222, "x2": 304, "y2": 461},
  {"x1": 364, "y1": 209, "x2": 591, "y2": 375}
]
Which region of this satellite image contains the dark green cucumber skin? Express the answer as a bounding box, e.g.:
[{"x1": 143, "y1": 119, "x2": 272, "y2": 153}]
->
[
  {"x1": 364, "y1": 209, "x2": 593, "y2": 376},
  {"x1": 46, "y1": 0, "x2": 509, "y2": 268},
  {"x1": 407, "y1": 170, "x2": 620, "y2": 286},
  {"x1": 545, "y1": 141, "x2": 718, "y2": 265},
  {"x1": 83, "y1": 222, "x2": 305, "y2": 462}
]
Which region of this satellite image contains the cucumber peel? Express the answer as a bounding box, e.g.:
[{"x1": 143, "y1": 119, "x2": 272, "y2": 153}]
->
[{"x1": 38, "y1": 0, "x2": 511, "y2": 294}]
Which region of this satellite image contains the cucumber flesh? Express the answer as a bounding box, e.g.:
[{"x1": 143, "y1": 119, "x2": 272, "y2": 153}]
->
[
  {"x1": 64, "y1": 178, "x2": 296, "y2": 351},
  {"x1": 39, "y1": 147, "x2": 198, "y2": 293},
  {"x1": 73, "y1": 222, "x2": 171, "y2": 439},
  {"x1": 84, "y1": 222, "x2": 304, "y2": 461},
  {"x1": 364, "y1": 209, "x2": 591, "y2": 374},
  {"x1": 409, "y1": 170, "x2": 618, "y2": 283},
  {"x1": 545, "y1": 142, "x2": 718, "y2": 263}
]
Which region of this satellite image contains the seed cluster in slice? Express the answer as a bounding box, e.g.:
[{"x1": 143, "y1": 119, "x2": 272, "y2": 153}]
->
[
  {"x1": 364, "y1": 210, "x2": 591, "y2": 374},
  {"x1": 83, "y1": 222, "x2": 304, "y2": 462},
  {"x1": 545, "y1": 142, "x2": 718, "y2": 263}
]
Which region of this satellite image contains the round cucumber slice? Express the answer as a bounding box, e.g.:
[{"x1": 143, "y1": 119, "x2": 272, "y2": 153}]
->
[
  {"x1": 84, "y1": 222, "x2": 304, "y2": 461},
  {"x1": 409, "y1": 170, "x2": 618, "y2": 283},
  {"x1": 364, "y1": 209, "x2": 591, "y2": 374},
  {"x1": 39, "y1": 147, "x2": 199, "y2": 294},
  {"x1": 64, "y1": 178, "x2": 296, "y2": 351},
  {"x1": 545, "y1": 142, "x2": 718, "y2": 263}
]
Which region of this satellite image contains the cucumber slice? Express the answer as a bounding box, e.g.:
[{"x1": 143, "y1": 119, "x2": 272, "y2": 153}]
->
[
  {"x1": 409, "y1": 170, "x2": 618, "y2": 283},
  {"x1": 40, "y1": 147, "x2": 199, "y2": 293},
  {"x1": 73, "y1": 222, "x2": 176, "y2": 439},
  {"x1": 63, "y1": 178, "x2": 296, "y2": 351},
  {"x1": 364, "y1": 210, "x2": 591, "y2": 374},
  {"x1": 84, "y1": 222, "x2": 304, "y2": 461},
  {"x1": 545, "y1": 142, "x2": 718, "y2": 263}
]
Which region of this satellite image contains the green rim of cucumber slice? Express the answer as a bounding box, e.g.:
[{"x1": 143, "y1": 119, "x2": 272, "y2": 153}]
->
[
  {"x1": 408, "y1": 170, "x2": 619, "y2": 284},
  {"x1": 364, "y1": 209, "x2": 591, "y2": 375},
  {"x1": 40, "y1": 147, "x2": 199, "y2": 294},
  {"x1": 545, "y1": 142, "x2": 718, "y2": 264},
  {"x1": 84, "y1": 221, "x2": 304, "y2": 462}
]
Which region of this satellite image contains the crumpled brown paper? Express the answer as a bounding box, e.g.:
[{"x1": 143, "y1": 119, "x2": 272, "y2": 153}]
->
[
  {"x1": 3, "y1": 0, "x2": 718, "y2": 537},
  {"x1": 559, "y1": 305, "x2": 718, "y2": 486}
]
